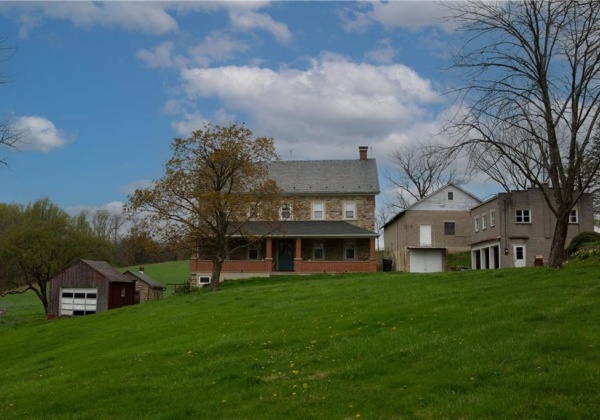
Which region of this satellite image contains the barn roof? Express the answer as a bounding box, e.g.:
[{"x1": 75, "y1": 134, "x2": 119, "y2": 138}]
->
[
  {"x1": 123, "y1": 270, "x2": 166, "y2": 290},
  {"x1": 80, "y1": 260, "x2": 134, "y2": 283}
]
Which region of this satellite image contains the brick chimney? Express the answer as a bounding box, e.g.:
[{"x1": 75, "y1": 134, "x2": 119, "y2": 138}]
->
[
  {"x1": 359, "y1": 146, "x2": 368, "y2": 161},
  {"x1": 139, "y1": 266, "x2": 144, "y2": 273}
]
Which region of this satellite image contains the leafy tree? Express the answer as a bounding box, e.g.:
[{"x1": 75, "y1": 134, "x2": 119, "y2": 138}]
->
[
  {"x1": 0, "y1": 198, "x2": 113, "y2": 314},
  {"x1": 126, "y1": 123, "x2": 283, "y2": 290},
  {"x1": 445, "y1": 0, "x2": 600, "y2": 267}
]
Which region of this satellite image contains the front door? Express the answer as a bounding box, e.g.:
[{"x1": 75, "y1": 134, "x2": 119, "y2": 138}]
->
[
  {"x1": 514, "y1": 245, "x2": 526, "y2": 268},
  {"x1": 277, "y1": 239, "x2": 295, "y2": 271}
]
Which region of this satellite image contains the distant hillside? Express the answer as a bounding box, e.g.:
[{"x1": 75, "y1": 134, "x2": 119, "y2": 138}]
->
[{"x1": 1, "y1": 264, "x2": 600, "y2": 418}]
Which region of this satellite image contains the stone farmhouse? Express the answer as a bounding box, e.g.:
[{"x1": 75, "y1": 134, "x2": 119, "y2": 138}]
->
[
  {"x1": 190, "y1": 146, "x2": 380, "y2": 285},
  {"x1": 470, "y1": 186, "x2": 594, "y2": 269},
  {"x1": 383, "y1": 183, "x2": 482, "y2": 273}
]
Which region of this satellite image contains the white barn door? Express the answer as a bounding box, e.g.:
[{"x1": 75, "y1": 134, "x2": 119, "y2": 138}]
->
[{"x1": 420, "y1": 225, "x2": 432, "y2": 247}]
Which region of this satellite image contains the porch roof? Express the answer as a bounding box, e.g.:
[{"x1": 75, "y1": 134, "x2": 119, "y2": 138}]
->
[{"x1": 233, "y1": 221, "x2": 378, "y2": 238}]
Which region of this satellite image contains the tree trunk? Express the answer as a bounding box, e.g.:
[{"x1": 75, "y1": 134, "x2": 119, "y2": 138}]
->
[
  {"x1": 210, "y1": 257, "x2": 223, "y2": 290},
  {"x1": 547, "y1": 213, "x2": 570, "y2": 268}
]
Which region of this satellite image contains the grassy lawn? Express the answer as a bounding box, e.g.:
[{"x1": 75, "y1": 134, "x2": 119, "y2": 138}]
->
[{"x1": 1, "y1": 264, "x2": 599, "y2": 418}]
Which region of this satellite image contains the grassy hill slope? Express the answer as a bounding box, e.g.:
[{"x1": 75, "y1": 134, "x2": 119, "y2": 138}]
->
[{"x1": 1, "y1": 266, "x2": 599, "y2": 418}]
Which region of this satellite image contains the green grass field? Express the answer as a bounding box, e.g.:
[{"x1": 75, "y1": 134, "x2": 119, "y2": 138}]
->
[{"x1": 1, "y1": 262, "x2": 599, "y2": 418}]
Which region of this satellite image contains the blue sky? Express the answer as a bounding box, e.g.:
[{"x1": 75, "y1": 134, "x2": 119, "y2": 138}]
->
[{"x1": 0, "y1": 1, "x2": 496, "y2": 216}]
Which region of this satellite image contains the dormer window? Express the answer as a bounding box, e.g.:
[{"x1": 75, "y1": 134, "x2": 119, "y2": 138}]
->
[{"x1": 448, "y1": 191, "x2": 454, "y2": 201}]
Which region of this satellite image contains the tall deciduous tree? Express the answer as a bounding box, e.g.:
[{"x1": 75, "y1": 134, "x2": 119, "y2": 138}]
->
[
  {"x1": 0, "y1": 198, "x2": 113, "y2": 314},
  {"x1": 126, "y1": 123, "x2": 283, "y2": 290},
  {"x1": 445, "y1": 0, "x2": 600, "y2": 267}
]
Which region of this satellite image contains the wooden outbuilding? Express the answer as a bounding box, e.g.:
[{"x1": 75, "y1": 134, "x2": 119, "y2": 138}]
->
[
  {"x1": 47, "y1": 259, "x2": 136, "y2": 319},
  {"x1": 123, "y1": 267, "x2": 166, "y2": 303}
]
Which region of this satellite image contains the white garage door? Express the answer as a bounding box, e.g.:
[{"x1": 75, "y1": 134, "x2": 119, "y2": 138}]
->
[
  {"x1": 60, "y1": 288, "x2": 98, "y2": 316},
  {"x1": 410, "y1": 250, "x2": 443, "y2": 273}
]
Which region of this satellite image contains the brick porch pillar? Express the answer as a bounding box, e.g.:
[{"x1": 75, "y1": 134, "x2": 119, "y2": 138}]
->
[
  {"x1": 369, "y1": 238, "x2": 376, "y2": 260},
  {"x1": 265, "y1": 238, "x2": 273, "y2": 272},
  {"x1": 295, "y1": 238, "x2": 302, "y2": 260}
]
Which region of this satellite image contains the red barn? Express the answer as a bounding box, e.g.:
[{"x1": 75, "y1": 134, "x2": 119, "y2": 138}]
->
[{"x1": 47, "y1": 260, "x2": 136, "y2": 319}]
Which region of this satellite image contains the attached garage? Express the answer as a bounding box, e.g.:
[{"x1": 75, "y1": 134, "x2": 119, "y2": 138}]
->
[
  {"x1": 47, "y1": 260, "x2": 136, "y2": 319},
  {"x1": 408, "y1": 248, "x2": 445, "y2": 273}
]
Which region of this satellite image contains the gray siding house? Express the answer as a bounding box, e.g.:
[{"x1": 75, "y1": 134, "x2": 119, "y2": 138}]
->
[{"x1": 470, "y1": 187, "x2": 594, "y2": 269}]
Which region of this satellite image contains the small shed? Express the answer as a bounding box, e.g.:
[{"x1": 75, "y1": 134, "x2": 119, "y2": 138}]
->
[
  {"x1": 123, "y1": 267, "x2": 166, "y2": 303},
  {"x1": 47, "y1": 259, "x2": 136, "y2": 319}
]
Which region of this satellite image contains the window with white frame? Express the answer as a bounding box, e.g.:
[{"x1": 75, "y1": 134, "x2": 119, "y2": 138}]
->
[
  {"x1": 312, "y1": 202, "x2": 324, "y2": 220},
  {"x1": 280, "y1": 205, "x2": 292, "y2": 220},
  {"x1": 198, "y1": 276, "x2": 210, "y2": 286},
  {"x1": 344, "y1": 240, "x2": 356, "y2": 259},
  {"x1": 490, "y1": 211, "x2": 496, "y2": 227},
  {"x1": 482, "y1": 213, "x2": 487, "y2": 230},
  {"x1": 515, "y1": 209, "x2": 531, "y2": 223},
  {"x1": 344, "y1": 202, "x2": 356, "y2": 219},
  {"x1": 569, "y1": 209, "x2": 579, "y2": 223},
  {"x1": 313, "y1": 241, "x2": 324, "y2": 259},
  {"x1": 247, "y1": 203, "x2": 259, "y2": 220},
  {"x1": 475, "y1": 216, "x2": 480, "y2": 232}
]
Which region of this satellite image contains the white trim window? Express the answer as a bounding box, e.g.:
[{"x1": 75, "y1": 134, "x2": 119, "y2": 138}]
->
[
  {"x1": 344, "y1": 202, "x2": 356, "y2": 220},
  {"x1": 197, "y1": 276, "x2": 210, "y2": 286},
  {"x1": 516, "y1": 209, "x2": 531, "y2": 224},
  {"x1": 490, "y1": 211, "x2": 496, "y2": 227},
  {"x1": 481, "y1": 213, "x2": 487, "y2": 230},
  {"x1": 569, "y1": 209, "x2": 579, "y2": 224},
  {"x1": 312, "y1": 202, "x2": 324, "y2": 220},
  {"x1": 344, "y1": 240, "x2": 356, "y2": 259},
  {"x1": 474, "y1": 216, "x2": 480, "y2": 232},
  {"x1": 280, "y1": 205, "x2": 292, "y2": 220},
  {"x1": 313, "y1": 241, "x2": 324, "y2": 260}
]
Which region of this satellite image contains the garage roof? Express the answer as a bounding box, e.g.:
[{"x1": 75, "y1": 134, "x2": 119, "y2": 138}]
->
[{"x1": 231, "y1": 221, "x2": 378, "y2": 238}]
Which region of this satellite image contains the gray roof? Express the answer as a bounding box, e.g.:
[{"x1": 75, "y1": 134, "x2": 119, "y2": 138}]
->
[
  {"x1": 81, "y1": 260, "x2": 134, "y2": 284},
  {"x1": 265, "y1": 159, "x2": 379, "y2": 195},
  {"x1": 123, "y1": 271, "x2": 166, "y2": 290},
  {"x1": 234, "y1": 221, "x2": 378, "y2": 238}
]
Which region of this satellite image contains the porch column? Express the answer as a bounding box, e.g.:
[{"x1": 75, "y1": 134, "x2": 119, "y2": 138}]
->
[
  {"x1": 265, "y1": 238, "x2": 273, "y2": 272},
  {"x1": 369, "y1": 238, "x2": 376, "y2": 260},
  {"x1": 295, "y1": 238, "x2": 302, "y2": 260}
]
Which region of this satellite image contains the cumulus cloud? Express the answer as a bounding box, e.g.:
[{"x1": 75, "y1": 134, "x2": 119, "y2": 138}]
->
[
  {"x1": 339, "y1": 2, "x2": 450, "y2": 33},
  {"x1": 171, "y1": 112, "x2": 211, "y2": 137},
  {"x1": 229, "y1": 9, "x2": 292, "y2": 44},
  {"x1": 12, "y1": 116, "x2": 70, "y2": 152},
  {"x1": 179, "y1": 53, "x2": 444, "y2": 159},
  {"x1": 136, "y1": 41, "x2": 183, "y2": 69},
  {"x1": 119, "y1": 180, "x2": 154, "y2": 196},
  {"x1": 5, "y1": 2, "x2": 179, "y2": 35},
  {"x1": 366, "y1": 38, "x2": 397, "y2": 64}
]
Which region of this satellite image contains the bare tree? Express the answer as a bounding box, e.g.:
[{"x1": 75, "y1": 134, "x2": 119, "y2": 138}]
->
[
  {"x1": 1, "y1": 38, "x2": 18, "y2": 165},
  {"x1": 445, "y1": 0, "x2": 600, "y2": 267},
  {"x1": 109, "y1": 212, "x2": 126, "y2": 244},
  {"x1": 91, "y1": 209, "x2": 111, "y2": 239},
  {"x1": 385, "y1": 140, "x2": 468, "y2": 210}
]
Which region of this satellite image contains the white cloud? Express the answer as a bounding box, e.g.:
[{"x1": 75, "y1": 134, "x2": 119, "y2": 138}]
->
[
  {"x1": 137, "y1": 41, "x2": 183, "y2": 69},
  {"x1": 180, "y1": 53, "x2": 444, "y2": 159},
  {"x1": 339, "y1": 2, "x2": 450, "y2": 33},
  {"x1": 188, "y1": 32, "x2": 250, "y2": 67},
  {"x1": 119, "y1": 180, "x2": 154, "y2": 196},
  {"x1": 12, "y1": 115, "x2": 69, "y2": 152},
  {"x1": 171, "y1": 112, "x2": 210, "y2": 138},
  {"x1": 366, "y1": 38, "x2": 397, "y2": 64},
  {"x1": 229, "y1": 9, "x2": 292, "y2": 44},
  {"x1": 7, "y1": 2, "x2": 179, "y2": 35}
]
